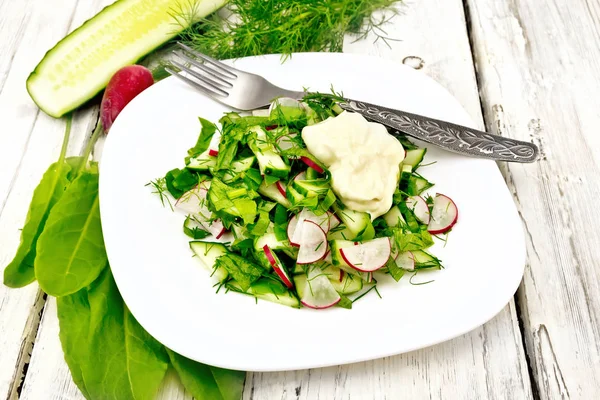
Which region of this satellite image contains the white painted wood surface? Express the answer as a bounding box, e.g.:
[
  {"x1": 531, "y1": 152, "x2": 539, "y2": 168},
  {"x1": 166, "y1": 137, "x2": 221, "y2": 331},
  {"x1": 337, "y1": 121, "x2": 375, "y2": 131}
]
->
[
  {"x1": 466, "y1": 0, "x2": 600, "y2": 398},
  {"x1": 1, "y1": 0, "x2": 598, "y2": 398}
]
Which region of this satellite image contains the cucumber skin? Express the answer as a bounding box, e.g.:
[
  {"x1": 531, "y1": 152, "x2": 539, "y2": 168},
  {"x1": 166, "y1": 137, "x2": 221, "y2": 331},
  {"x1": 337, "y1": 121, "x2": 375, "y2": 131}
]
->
[{"x1": 26, "y1": 0, "x2": 227, "y2": 118}]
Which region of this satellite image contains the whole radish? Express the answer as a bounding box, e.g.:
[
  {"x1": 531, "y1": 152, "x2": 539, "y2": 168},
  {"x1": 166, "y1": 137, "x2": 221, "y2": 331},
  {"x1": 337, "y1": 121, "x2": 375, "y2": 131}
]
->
[{"x1": 100, "y1": 65, "x2": 154, "y2": 132}]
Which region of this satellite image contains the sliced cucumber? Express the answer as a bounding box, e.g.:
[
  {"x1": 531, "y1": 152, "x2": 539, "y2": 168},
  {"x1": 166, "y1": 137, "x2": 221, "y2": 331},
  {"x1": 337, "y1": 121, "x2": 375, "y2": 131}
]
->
[
  {"x1": 258, "y1": 180, "x2": 291, "y2": 208},
  {"x1": 27, "y1": 0, "x2": 227, "y2": 117},
  {"x1": 249, "y1": 126, "x2": 290, "y2": 178},
  {"x1": 399, "y1": 164, "x2": 413, "y2": 190},
  {"x1": 187, "y1": 149, "x2": 216, "y2": 170},
  {"x1": 403, "y1": 149, "x2": 427, "y2": 168},
  {"x1": 330, "y1": 272, "x2": 363, "y2": 295},
  {"x1": 305, "y1": 167, "x2": 320, "y2": 180},
  {"x1": 254, "y1": 232, "x2": 291, "y2": 251},
  {"x1": 412, "y1": 250, "x2": 442, "y2": 269},
  {"x1": 286, "y1": 185, "x2": 306, "y2": 205},
  {"x1": 407, "y1": 175, "x2": 434, "y2": 196},
  {"x1": 383, "y1": 205, "x2": 405, "y2": 227},
  {"x1": 292, "y1": 179, "x2": 330, "y2": 197},
  {"x1": 221, "y1": 156, "x2": 256, "y2": 182},
  {"x1": 327, "y1": 224, "x2": 356, "y2": 241},
  {"x1": 332, "y1": 204, "x2": 375, "y2": 240},
  {"x1": 189, "y1": 241, "x2": 229, "y2": 282},
  {"x1": 227, "y1": 279, "x2": 300, "y2": 308}
]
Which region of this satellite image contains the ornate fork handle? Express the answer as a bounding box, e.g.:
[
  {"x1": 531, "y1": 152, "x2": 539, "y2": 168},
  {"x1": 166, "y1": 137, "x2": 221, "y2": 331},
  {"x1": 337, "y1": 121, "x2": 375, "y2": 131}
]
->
[{"x1": 338, "y1": 99, "x2": 539, "y2": 163}]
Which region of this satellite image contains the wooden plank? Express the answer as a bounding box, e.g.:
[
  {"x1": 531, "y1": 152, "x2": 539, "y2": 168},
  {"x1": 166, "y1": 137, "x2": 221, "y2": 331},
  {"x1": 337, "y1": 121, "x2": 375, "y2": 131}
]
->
[
  {"x1": 16, "y1": 0, "x2": 533, "y2": 399},
  {"x1": 245, "y1": 1, "x2": 533, "y2": 398},
  {"x1": 465, "y1": 0, "x2": 600, "y2": 398},
  {"x1": 0, "y1": 0, "x2": 103, "y2": 397}
]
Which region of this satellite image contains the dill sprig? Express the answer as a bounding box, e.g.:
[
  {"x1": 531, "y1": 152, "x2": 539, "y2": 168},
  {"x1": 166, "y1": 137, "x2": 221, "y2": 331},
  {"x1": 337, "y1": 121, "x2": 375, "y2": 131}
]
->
[{"x1": 180, "y1": 0, "x2": 402, "y2": 60}]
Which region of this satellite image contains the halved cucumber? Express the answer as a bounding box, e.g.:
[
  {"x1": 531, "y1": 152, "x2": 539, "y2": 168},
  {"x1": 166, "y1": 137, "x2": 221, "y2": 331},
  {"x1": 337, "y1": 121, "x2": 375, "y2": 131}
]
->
[
  {"x1": 27, "y1": 0, "x2": 227, "y2": 117},
  {"x1": 189, "y1": 241, "x2": 229, "y2": 282}
]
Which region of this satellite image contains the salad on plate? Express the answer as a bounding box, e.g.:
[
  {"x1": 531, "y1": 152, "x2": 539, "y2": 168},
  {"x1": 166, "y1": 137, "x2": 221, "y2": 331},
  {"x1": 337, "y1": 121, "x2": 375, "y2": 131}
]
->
[{"x1": 152, "y1": 93, "x2": 458, "y2": 310}]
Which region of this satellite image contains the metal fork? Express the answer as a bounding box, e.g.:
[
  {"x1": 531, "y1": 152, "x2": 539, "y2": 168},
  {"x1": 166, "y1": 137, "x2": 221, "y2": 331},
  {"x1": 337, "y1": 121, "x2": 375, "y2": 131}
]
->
[
  {"x1": 166, "y1": 43, "x2": 304, "y2": 110},
  {"x1": 166, "y1": 43, "x2": 539, "y2": 163}
]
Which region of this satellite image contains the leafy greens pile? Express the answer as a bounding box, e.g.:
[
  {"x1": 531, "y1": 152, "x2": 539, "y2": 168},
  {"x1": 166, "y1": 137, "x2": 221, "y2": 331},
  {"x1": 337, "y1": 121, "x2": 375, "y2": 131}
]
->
[{"x1": 3, "y1": 119, "x2": 244, "y2": 400}]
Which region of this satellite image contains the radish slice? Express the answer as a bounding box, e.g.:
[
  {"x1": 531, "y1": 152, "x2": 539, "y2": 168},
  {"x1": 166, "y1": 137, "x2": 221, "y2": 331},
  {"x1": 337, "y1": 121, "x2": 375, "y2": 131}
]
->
[
  {"x1": 395, "y1": 251, "x2": 415, "y2": 271},
  {"x1": 296, "y1": 221, "x2": 328, "y2": 264},
  {"x1": 300, "y1": 266, "x2": 341, "y2": 309},
  {"x1": 294, "y1": 171, "x2": 307, "y2": 181},
  {"x1": 300, "y1": 156, "x2": 324, "y2": 174},
  {"x1": 275, "y1": 181, "x2": 287, "y2": 197},
  {"x1": 263, "y1": 245, "x2": 293, "y2": 288},
  {"x1": 290, "y1": 208, "x2": 331, "y2": 245},
  {"x1": 208, "y1": 149, "x2": 219, "y2": 157},
  {"x1": 339, "y1": 237, "x2": 391, "y2": 272},
  {"x1": 175, "y1": 186, "x2": 225, "y2": 238},
  {"x1": 427, "y1": 193, "x2": 459, "y2": 234},
  {"x1": 287, "y1": 215, "x2": 300, "y2": 247},
  {"x1": 405, "y1": 196, "x2": 430, "y2": 224},
  {"x1": 174, "y1": 186, "x2": 208, "y2": 215}
]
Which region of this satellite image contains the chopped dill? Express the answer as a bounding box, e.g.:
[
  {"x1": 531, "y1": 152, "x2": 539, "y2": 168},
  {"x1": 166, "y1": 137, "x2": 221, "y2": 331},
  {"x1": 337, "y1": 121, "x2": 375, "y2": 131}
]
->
[
  {"x1": 146, "y1": 177, "x2": 173, "y2": 210},
  {"x1": 409, "y1": 272, "x2": 435, "y2": 286},
  {"x1": 180, "y1": 0, "x2": 403, "y2": 60}
]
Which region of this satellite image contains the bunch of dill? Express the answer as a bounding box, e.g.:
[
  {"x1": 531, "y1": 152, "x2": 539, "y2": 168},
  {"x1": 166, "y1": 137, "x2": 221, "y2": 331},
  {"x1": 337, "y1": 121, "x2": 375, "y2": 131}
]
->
[{"x1": 180, "y1": 0, "x2": 402, "y2": 60}]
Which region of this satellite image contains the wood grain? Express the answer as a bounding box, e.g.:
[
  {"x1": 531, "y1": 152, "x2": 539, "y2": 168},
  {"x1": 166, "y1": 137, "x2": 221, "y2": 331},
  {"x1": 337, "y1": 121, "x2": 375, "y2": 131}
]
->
[
  {"x1": 0, "y1": 0, "x2": 104, "y2": 397},
  {"x1": 248, "y1": 0, "x2": 534, "y2": 397},
  {"x1": 5, "y1": 0, "x2": 534, "y2": 399},
  {"x1": 466, "y1": 0, "x2": 600, "y2": 398}
]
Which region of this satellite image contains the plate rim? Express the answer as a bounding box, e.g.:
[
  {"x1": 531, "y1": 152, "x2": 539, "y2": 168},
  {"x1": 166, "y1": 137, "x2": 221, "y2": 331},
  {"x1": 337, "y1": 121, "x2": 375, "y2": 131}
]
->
[{"x1": 100, "y1": 52, "x2": 526, "y2": 371}]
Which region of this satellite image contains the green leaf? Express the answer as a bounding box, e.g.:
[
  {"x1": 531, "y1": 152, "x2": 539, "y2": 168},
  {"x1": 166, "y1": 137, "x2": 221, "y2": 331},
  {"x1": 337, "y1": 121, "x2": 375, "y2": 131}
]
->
[
  {"x1": 35, "y1": 171, "x2": 107, "y2": 296},
  {"x1": 394, "y1": 227, "x2": 434, "y2": 252},
  {"x1": 57, "y1": 287, "x2": 91, "y2": 399},
  {"x1": 188, "y1": 117, "x2": 217, "y2": 157},
  {"x1": 167, "y1": 349, "x2": 245, "y2": 400},
  {"x1": 183, "y1": 216, "x2": 211, "y2": 239},
  {"x1": 59, "y1": 268, "x2": 170, "y2": 400},
  {"x1": 215, "y1": 253, "x2": 263, "y2": 291},
  {"x1": 336, "y1": 294, "x2": 353, "y2": 309},
  {"x1": 3, "y1": 160, "x2": 74, "y2": 288},
  {"x1": 386, "y1": 257, "x2": 405, "y2": 282}
]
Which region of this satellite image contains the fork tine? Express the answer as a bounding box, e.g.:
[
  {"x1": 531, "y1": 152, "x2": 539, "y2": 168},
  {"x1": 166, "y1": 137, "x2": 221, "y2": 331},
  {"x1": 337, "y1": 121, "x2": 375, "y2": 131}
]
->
[
  {"x1": 173, "y1": 50, "x2": 234, "y2": 88},
  {"x1": 165, "y1": 66, "x2": 227, "y2": 98},
  {"x1": 176, "y1": 42, "x2": 238, "y2": 78},
  {"x1": 170, "y1": 60, "x2": 229, "y2": 97}
]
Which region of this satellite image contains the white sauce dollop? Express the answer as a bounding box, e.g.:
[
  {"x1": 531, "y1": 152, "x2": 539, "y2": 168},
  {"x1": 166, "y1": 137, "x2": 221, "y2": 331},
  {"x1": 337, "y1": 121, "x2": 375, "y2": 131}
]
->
[{"x1": 302, "y1": 111, "x2": 405, "y2": 219}]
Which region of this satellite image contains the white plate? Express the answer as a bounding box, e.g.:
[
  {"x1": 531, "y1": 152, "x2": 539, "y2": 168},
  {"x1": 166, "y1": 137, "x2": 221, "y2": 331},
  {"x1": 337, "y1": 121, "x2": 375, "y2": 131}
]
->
[{"x1": 100, "y1": 53, "x2": 525, "y2": 371}]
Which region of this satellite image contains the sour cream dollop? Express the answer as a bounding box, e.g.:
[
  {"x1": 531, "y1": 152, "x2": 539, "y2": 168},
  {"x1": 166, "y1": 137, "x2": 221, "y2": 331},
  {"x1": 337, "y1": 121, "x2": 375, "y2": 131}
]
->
[{"x1": 302, "y1": 111, "x2": 405, "y2": 219}]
